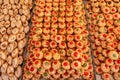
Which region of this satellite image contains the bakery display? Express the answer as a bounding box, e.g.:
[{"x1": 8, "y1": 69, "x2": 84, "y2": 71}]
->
[
  {"x1": 86, "y1": 0, "x2": 120, "y2": 80},
  {"x1": 23, "y1": 0, "x2": 94, "y2": 80},
  {"x1": 0, "y1": 0, "x2": 32, "y2": 80}
]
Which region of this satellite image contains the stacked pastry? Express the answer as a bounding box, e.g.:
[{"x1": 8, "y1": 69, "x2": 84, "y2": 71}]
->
[
  {"x1": 23, "y1": 0, "x2": 94, "y2": 80},
  {"x1": 0, "y1": 0, "x2": 32, "y2": 80},
  {"x1": 86, "y1": 0, "x2": 120, "y2": 80}
]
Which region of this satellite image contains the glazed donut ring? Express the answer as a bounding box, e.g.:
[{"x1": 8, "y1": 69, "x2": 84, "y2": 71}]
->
[
  {"x1": 0, "y1": 41, "x2": 8, "y2": 50},
  {"x1": 8, "y1": 34, "x2": 16, "y2": 42},
  {"x1": 7, "y1": 43, "x2": 14, "y2": 53},
  {"x1": 0, "y1": 51, "x2": 7, "y2": 60}
]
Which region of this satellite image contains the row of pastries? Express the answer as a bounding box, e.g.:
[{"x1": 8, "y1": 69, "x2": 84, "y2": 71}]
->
[
  {"x1": 23, "y1": 0, "x2": 94, "y2": 80},
  {"x1": 0, "y1": 0, "x2": 32, "y2": 80},
  {"x1": 86, "y1": 0, "x2": 120, "y2": 80}
]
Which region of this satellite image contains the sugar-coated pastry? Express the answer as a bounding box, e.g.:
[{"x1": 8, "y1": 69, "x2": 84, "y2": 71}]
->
[
  {"x1": 67, "y1": 35, "x2": 74, "y2": 41},
  {"x1": 101, "y1": 73, "x2": 111, "y2": 80},
  {"x1": 74, "y1": 28, "x2": 82, "y2": 34},
  {"x1": 44, "y1": 52, "x2": 52, "y2": 60},
  {"x1": 52, "y1": 60, "x2": 61, "y2": 70},
  {"x1": 108, "y1": 51, "x2": 119, "y2": 60},
  {"x1": 98, "y1": 20, "x2": 106, "y2": 27},
  {"x1": 45, "y1": 5, "x2": 52, "y2": 11},
  {"x1": 71, "y1": 61, "x2": 81, "y2": 70},
  {"x1": 33, "y1": 60, "x2": 41, "y2": 68},
  {"x1": 29, "y1": 65, "x2": 37, "y2": 74},
  {"x1": 73, "y1": 16, "x2": 80, "y2": 22},
  {"x1": 73, "y1": 22, "x2": 81, "y2": 28},
  {"x1": 67, "y1": 68, "x2": 75, "y2": 75},
  {"x1": 67, "y1": 27, "x2": 73, "y2": 34},
  {"x1": 101, "y1": 63, "x2": 110, "y2": 73},
  {"x1": 44, "y1": 16, "x2": 51, "y2": 22},
  {"x1": 42, "y1": 72, "x2": 50, "y2": 79},
  {"x1": 48, "y1": 67, "x2": 55, "y2": 75},
  {"x1": 96, "y1": 66, "x2": 103, "y2": 74},
  {"x1": 67, "y1": 49, "x2": 74, "y2": 56},
  {"x1": 99, "y1": 33, "x2": 107, "y2": 40},
  {"x1": 102, "y1": 7, "x2": 110, "y2": 14},
  {"x1": 57, "y1": 68, "x2": 66, "y2": 74},
  {"x1": 68, "y1": 77, "x2": 74, "y2": 80},
  {"x1": 59, "y1": 49, "x2": 66, "y2": 56},
  {"x1": 114, "y1": 73, "x2": 120, "y2": 80},
  {"x1": 115, "y1": 20, "x2": 120, "y2": 26},
  {"x1": 106, "y1": 20, "x2": 113, "y2": 26},
  {"x1": 76, "y1": 41, "x2": 83, "y2": 48},
  {"x1": 59, "y1": 11, "x2": 65, "y2": 17},
  {"x1": 42, "y1": 34, "x2": 50, "y2": 40},
  {"x1": 106, "y1": 1, "x2": 114, "y2": 7},
  {"x1": 50, "y1": 34, "x2": 56, "y2": 40},
  {"x1": 105, "y1": 58, "x2": 114, "y2": 66},
  {"x1": 42, "y1": 40, "x2": 49, "y2": 47},
  {"x1": 51, "y1": 16, "x2": 57, "y2": 23},
  {"x1": 98, "y1": 54, "x2": 105, "y2": 61},
  {"x1": 82, "y1": 62, "x2": 89, "y2": 70},
  {"x1": 51, "y1": 28, "x2": 57, "y2": 34},
  {"x1": 62, "y1": 71, "x2": 70, "y2": 79},
  {"x1": 44, "y1": 11, "x2": 51, "y2": 16},
  {"x1": 59, "y1": 41, "x2": 66, "y2": 49},
  {"x1": 34, "y1": 51, "x2": 43, "y2": 59},
  {"x1": 93, "y1": 50, "x2": 99, "y2": 57},
  {"x1": 59, "y1": 28, "x2": 66, "y2": 35},
  {"x1": 73, "y1": 71, "x2": 82, "y2": 79},
  {"x1": 62, "y1": 60, "x2": 70, "y2": 70},
  {"x1": 93, "y1": 58, "x2": 100, "y2": 65},
  {"x1": 54, "y1": 35, "x2": 63, "y2": 43},
  {"x1": 50, "y1": 41, "x2": 57, "y2": 48},
  {"x1": 71, "y1": 51, "x2": 80, "y2": 59},
  {"x1": 111, "y1": 65, "x2": 119, "y2": 73},
  {"x1": 36, "y1": 28, "x2": 42, "y2": 34},
  {"x1": 75, "y1": 34, "x2": 82, "y2": 41},
  {"x1": 53, "y1": 6, "x2": 59, "y2": 11},
  {"x1": 66, "y1": 16, "x2": 73, "y2": 22},
  {"x1": 113, "y1": 13, "x2": 120, "y2": 20},
  {"x1": 44, "y1": 22, "x2": 50, "y2": 28},
  {"x1": 83, "y1": 71, "x2": 90, "y2": 79},
  {"x1": 37, "y1": 11, "x2": 44, "y2": 17},
  {"x1": 52, "y1": 71, "x2": 60, "y2": 79},
  {"x1": 51, "y1": 22, "x2": 58, "y2": 28},
  {"x1": 43, "y1": 60, "x2": 51, "y2": 70},
  {"x1": 42, "y1": 48, "x2": 49, "y2": 53},
  {"x1": 105, "y1": 14, "x2": 113, "y2": 20},
  {"x1": 66, "y1": 22, "x2": 73, "y2": 28},
  {"x1": 53, "y1": 53, "x2": 60, "y2": 60},
  {"x1": 43, "y1": 28, "x2": 50, "y2": 34},
  {"x1": 107, "y1": 42, "x2": 116, "y2": 50},
  {"x1": 67, "y1": 41, "x2": 75, "y2": 48},
  {"x1": 66, "y1": 11, "x2": 73, "y2": 16},
  {"x1": 58, "y1": 17, "x2": 65, "y2": 22},
  {"x1": 58, "y1": 22, "x2": 66, "y2": 28},
  {"x1": 37, "y1": 67, "x2": 45, "y2": 75},
  {"x1": 51, "y1": 49, "x2": 58, "y2": 54},
  {"x1": 97, "y1": 14, "x2": 104, "y2": 20}
]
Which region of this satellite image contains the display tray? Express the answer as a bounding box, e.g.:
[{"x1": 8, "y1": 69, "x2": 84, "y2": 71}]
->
[{"x1": 22, "y1": 0, "x2": 118, "y2": 80}]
